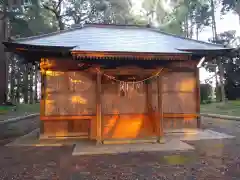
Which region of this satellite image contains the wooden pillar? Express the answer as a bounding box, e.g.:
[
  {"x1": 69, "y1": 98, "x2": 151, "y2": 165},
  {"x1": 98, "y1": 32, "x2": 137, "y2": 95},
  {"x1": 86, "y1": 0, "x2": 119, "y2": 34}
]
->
[
  {"x1": 40, "y1": 69, "x2": 46, "y2": 135},
  {"x1": 146, "y1": 81, "x2": 156, "y2": 134},
  {"x1": 96, "y1": 70, "x2": 102, "y2": 144},
  {"x1": 196, "y1": 68, "x2": 201, "y2": 128},
  {"x1": 146, "y1": 82, "x2": 152, "y2": 113},
  {"x1": 157, "y1": 75, "x2": 163, "y2": 142}
]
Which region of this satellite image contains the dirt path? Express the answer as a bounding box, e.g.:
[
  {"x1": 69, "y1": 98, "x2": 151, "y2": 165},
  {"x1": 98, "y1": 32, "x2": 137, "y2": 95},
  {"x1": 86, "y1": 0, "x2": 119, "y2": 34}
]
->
[{"x1": 0, "y1": 117, "x2": 239, "y2": 179}]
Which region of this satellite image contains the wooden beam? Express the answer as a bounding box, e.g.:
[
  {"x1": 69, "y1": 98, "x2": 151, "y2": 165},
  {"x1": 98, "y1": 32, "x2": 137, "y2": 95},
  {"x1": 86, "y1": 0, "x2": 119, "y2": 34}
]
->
[
  {"x1": 103, "y1": 68, "x2": 157, "y2": 75},
  {"x1": 163, "y1": 113, "x2": 199, "y2": 118},
  {"x1": 196, "y1": 68, "x2": 201, "y2": 128},
  {"x1": 162, "y1": 90, "x2": 196, "y2": 94},
  {"x1": 96, "y1": 70, "x2": 102, "y2": 144},
  {"x1": 157, "y1": 75, "x2": 163, "y2": 141},
  {"x1": 72, "y1": 51, "x2": 191, "y2": 61}
]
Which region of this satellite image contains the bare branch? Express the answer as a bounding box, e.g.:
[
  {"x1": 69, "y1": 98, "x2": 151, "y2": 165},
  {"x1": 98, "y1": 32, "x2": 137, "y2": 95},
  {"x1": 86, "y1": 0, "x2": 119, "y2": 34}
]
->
[
  {"x1": 56, "y1": 0, "x2": 64, "y2": 9},
  {"x1": 42, "y1": 4, "x2": 57, "y2": 14}
]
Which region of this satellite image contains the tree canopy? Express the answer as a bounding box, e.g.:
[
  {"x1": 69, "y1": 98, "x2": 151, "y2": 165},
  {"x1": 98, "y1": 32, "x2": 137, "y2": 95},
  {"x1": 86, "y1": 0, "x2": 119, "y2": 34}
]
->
[{"x1": 220, "y1": 0, "x2": 240, "y2": 23}]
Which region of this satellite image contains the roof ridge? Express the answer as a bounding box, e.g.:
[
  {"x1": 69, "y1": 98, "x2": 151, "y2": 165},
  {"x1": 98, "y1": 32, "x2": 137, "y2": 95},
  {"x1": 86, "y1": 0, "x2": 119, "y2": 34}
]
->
[{"x1": 84, "y1": 22, "x2": 151, "y2": 28}]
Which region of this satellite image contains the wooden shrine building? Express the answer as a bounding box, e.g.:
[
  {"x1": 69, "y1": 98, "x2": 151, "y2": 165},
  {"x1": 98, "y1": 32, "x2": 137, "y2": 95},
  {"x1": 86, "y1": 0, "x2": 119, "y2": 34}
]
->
[{"x1": 3, "y1": 24, "x2": 233, "y2": 144}]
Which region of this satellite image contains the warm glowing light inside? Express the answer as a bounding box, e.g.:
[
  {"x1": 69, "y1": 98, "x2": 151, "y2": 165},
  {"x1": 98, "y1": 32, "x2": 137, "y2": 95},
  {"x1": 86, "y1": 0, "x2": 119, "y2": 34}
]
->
[
  {"x1": 103, "y1": 114, "x2": 149, "y2": 139},
  {"x1": 71, "y1": 96, "x2": 87, "y2": 104},
  {"x1": 40, "y1": 59, "x2": 55, "y2": 69},
  {"x1": 54, "y1": 132, "x2": 68, "y2": 137},
  {"x1": 45, "y1": 88, "x2": 52, "y2": 94},
  {"x1": 45, "y1": 100, "x2": 54, "y2": 114},
  {"x1": 112, "y1": 115, "x2": 143, "y2": 138},
  {"x1": 180, "y1": 79, "x2": 195, "y2": 92},
  {"x1": 103, "y1": 114, "x2": 119, "y2": 136},
  {"x1": 46, "y1": 71, "x2": 64, "y2": 77},
  {"x1": 45, "y1": 100, "x2": 54, "y2": 104},
  {"x1": 69, "y1": 78, "x2": 83, "y2": 83}
]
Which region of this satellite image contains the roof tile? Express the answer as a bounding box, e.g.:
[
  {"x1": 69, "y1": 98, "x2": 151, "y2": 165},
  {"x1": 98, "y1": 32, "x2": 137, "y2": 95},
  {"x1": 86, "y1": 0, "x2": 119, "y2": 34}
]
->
[{"x1": 14, "y1": 24, "x2": 226, "y2": 53}]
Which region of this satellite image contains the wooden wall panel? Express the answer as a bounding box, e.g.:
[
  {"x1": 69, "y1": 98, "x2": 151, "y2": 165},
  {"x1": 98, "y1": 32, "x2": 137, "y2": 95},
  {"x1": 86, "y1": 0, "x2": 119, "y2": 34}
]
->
[
  {"x1": 71, "y1": 120, "x2": 90, "y2": 134},
  {"x1": 162, "y1": 71, "x2": 197, "y2": 114},
  {"x1": 163, "y1": 117, "x2": 197, "y2": 130},
  {"x1": 162, "y1": 71, "x2": 198, "y2": 129},
  {"x1": 162, "y1": 93, "x2": 196, "y2": 113},
  {"x1": 162, "y1": 72, "x2": 196, "y2": 93},
  {"x1": 90, "y1": 116, "x2": 97, "y2": 139},
  {"x1": 45, "y1": 71, "x2": 96, "y2": 116},
  {"x1": 102, "y1": 82, "x2": 147, "y2": 114},
  {"x1": 43, "y1": 121, "x2": 68, "y2": 136},
  {"x1": 45, "y1": 92, "x2": 96, "y2": 115},
  {"x1": 43, "y1": 119, "x2": 92, "y2": 137},
  {"x1": 102, "y1": 114, "x2": 157, "y2": 139}
]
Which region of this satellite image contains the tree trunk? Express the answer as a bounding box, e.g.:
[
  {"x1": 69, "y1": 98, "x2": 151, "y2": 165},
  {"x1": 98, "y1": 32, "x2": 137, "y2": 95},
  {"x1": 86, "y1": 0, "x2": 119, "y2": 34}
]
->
[
  {"x1": 23, "y1": 65, "x2": 29, "y2": 104},
  {"x1": 219, "y1": 59, "x2": 226, "y2": 102},
  {"x1": 210, "y1": 0, "x2": 226, "y2": 103},
  {"x1": 10, "y1": 55, "x2": 16, "y2": 102},
  {"x1": 184, "y1": 16, "x2": 189, "y2": 38},
  {"x1": 0, "y1": 2, "x2": 8, "y2": 104},
  {"x1": 57, "y1": 16, "x2": 64, "y2": 30},
  {"x1": 16, "y1": 64, "x2": 22, "y2": 104},
  {"x1": 189, "y1": 12, "x2": 194, "y2": 39},
  {"x1": 34, "y1": 64, "x2": 39, "y2": 103},
  {"x1": 16, "y1": 74, "x2": 20, "y2": 104},
  {"x1": 196, "y1": 25, "x2": 199, "y2": 40},
  {"x1": 29, "y1": 64, "x2": 34, "y2": 104}
]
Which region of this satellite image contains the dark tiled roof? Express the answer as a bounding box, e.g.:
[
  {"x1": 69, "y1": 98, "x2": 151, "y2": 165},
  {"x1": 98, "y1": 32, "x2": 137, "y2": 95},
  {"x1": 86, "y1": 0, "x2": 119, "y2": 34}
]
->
[{"x1": 13, "y1": 23, "x2": 227, "y2": 54}]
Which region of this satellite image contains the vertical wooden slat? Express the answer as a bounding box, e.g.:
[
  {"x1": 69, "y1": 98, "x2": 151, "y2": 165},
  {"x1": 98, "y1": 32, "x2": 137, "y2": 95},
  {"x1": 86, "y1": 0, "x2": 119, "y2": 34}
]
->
[
  {"x1": 68, "y1": 120, "x2": 74, "y2": 133},
  {"x1": 196, "y1": 68, "x2": 201, "y2": 128},
  {"x1": 146, "y1": 82, "x2": 150, "y2": 113},
  {"x1": 157, "y1": 75, "x2": 163, "y2": 141},
  {"x1": 96, "y1": 70, "x2": 102, "y2": 144}
]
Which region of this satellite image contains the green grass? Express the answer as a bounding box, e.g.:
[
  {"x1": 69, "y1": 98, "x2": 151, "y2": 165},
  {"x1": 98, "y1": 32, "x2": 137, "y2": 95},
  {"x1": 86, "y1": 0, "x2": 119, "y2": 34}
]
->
[
  {"x1": 15, "y1": 103, "x2": 40, "y2": 113},
  {"x1": 0, "y1": 103, "x2": 40, "y2": 120},
  {"x1": 201, "y1": 100, "x2": 240, "y2": 117}
]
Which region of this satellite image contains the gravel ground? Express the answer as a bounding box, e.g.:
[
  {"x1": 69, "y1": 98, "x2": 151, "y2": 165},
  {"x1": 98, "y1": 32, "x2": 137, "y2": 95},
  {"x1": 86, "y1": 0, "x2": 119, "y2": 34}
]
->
[{"x1": 0, "y1": 117, "x2": 240, "y2": 180}]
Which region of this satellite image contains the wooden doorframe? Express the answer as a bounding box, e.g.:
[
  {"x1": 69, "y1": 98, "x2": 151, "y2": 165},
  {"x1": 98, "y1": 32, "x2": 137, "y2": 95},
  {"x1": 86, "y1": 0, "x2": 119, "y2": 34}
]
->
[{"x1": 96, "y1": 69, "x2": 102, "y2": 144}]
